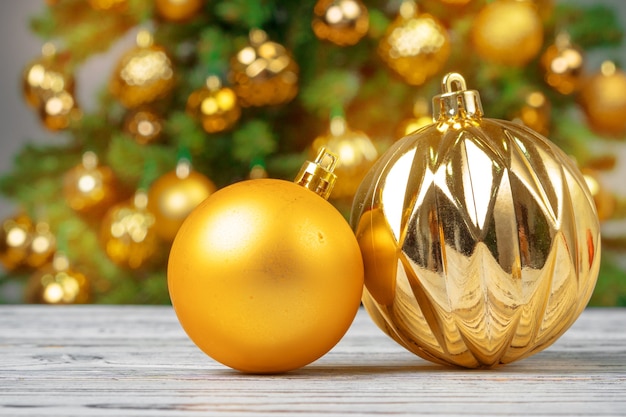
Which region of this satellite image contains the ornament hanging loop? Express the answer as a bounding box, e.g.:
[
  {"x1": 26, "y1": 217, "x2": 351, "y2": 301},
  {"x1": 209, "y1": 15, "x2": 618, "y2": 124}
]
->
[
  {"x1": 294, "y1": 147, "x2": 338, "y2": 200},
  {"x1": 432, "y1": 72, "x2": 483, "y2": 124}
]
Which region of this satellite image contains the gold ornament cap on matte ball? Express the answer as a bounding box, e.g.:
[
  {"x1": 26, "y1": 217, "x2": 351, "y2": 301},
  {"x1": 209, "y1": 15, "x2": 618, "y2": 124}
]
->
[{"x1": 350, "y1": 73, "x2": 601, "y2": 368}]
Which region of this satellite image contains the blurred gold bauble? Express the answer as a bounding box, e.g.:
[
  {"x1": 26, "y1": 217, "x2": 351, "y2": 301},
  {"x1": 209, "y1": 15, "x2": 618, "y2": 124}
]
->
[
  {"x1": 38, "y1": 89, "x2": 81, "y2": 131},
  {"x1": 582, "y1": 168, "x2": 616, "y2": 222},
  {"x1": 310, "y1": 115, "x2": 378, "y2": 200},
  {"x1": 88, "y1": 0, "x2": 128, "y2": 11},
  {"x1": 229, "y1": 29, "x2": 299, "y2": 107},
  {"x1": 25, "y1": 254, "x2": 90, "y2": 304},
  {"x1": 155, "y1": 0, "x2": 204, "y2": 22},
  {"x1": 100, "y1": 191, "x2": 158, "y2": 269},
  {"x1": 63, "y1": 151, "x2": 121, "y2": 215},
  {"x1": 579, "y1": 61, "x2": 626, "y2": 138},
  {"x1": 378, "y1": 1, "x2": 450, "y2": 86},
  {"x1": 22, "y1": 43, "x2": 74, "y2": 110},
  {"x1": 471, "y1": 0, "x2": 543, "y2": 66},
  {"x1": 312, "y1": 0, "x2": 369, "y2": 46},
  {"x1": 541, "y1": 33, "x2": 584, "y2": 95},
  {"x1": 168, "y1": 149, "x2": 364, "y2": 373},
  {"x1": 124, "y1": 108, "x2": 163, "y2": 145},
  {"x1": 350, "y1": 73, "x2": 600, "y2": 368},
  {"x1": 109, "y1": 30, "x2": 175, "y2": 108},
  {"x1": 513, "y1": 91, "x2": 551, "y2": 137},
  {"x1": 396, "y1": 97, "x2": 432, "y2": 137},
  {"x1": 147, "y1": 159, "x2": 216, "y2": 241},
  {"x1": 186, "y1": 76, "x2": 241, "y2": 133},
  {"x1": 24, "y1": 221, "x2": 56, "y2": 269},
  {"x1": 0, "y1": 213, "x2": 33, "y2": 272}
]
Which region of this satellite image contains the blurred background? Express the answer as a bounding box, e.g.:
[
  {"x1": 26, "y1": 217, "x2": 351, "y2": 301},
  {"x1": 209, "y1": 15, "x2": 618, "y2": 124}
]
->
[{"x1": 1, "y1": 0, "x2": 625, "y2": 304}]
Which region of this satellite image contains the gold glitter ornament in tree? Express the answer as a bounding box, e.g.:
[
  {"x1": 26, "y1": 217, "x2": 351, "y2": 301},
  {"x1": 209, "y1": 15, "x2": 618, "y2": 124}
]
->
[
  {"x1": 378, "y1": 0, "x2": 450, "y2": 86},
  {"x1": 39, "y1": 89, "x2": 81, "y2": 131},
  {"x1": 22, "y1": 43, "x2": 74, "y2": 110},
  {"x1": 24, "y1": 221, "x2": 56, "y2": 269},
  {"x1": 350, "y1": 73, "x2": 600, "y2": 368},
  {"x1": 513, "y1": 91, "x2": 551, "y2": 137},
  {"x1": 63, "y1": 151, "x2": 122, "y2": 215},
  {"x1": 541, "y1": 32, "x2": 585, "y2": 95},
  {"x1": 168, "y1": 149, "x2": 364, "y2": 373},
  {"x1": 579, "y1": 61, "x2": 626, "y2": 138},
  {"x1": 186, "y1": 76, "x2": 241, "y2": 133},
  {"x1": 0, "y1": 213, "x2": 33, "y2": 272},
  {"x1": 109, "y1": 30, "x2": 175, "y2": 108},
  {"x1": 396, "y1": 97, "x2": 432, "y2": 137},
  {"x1": 312, "y1": 0, "x2": 369, "y2": 46},
  {"x1": 124, "y1": 108, "x2": 163, "y2": 145},
  {"x1": 470, "y1": 0, "x2": 543, "y2": 67},
  {"x1": 155, "y1": 0, "x2": 204, "y2": 22},
  {"x1": 230, "y1": 29, "x2": 299, "y2": 107},
  {"x1": 147, "y1": 158, "x2": 216, "y2": 242},
  {"x1": 25, "y1": 253, "x2": 90, "y2": 304},
  {"x1": 100, "y1": 190, "x2": 158, "y2": 269},
  {"x1": 310, "y1": 113, "x2": 378, "y2": 200}
]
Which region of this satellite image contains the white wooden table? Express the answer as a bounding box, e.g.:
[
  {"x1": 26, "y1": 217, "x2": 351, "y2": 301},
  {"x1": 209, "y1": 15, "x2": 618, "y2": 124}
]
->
[{"x1": 1, "y1": 306, "x2": 625, "y2": 416}]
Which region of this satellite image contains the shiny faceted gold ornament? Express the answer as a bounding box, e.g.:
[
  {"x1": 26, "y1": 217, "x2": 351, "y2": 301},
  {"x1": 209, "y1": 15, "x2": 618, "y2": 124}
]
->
[
  {"x1": 0, "y1": 213, "x2": 34, "y2": 272},
  {"x1": 513, "y1": 91, "x2": 551, "y2": 137},
  {"x1": 541, "y1": 32, "x2": 585, "y2": 95},
  {"x1": 312, "y1": 0, "x2": 369, "y2": 46},
  {"x1": 124, "y1": 108, "x2": 163, "y2": 145},
  {"x1": 471, "y1": 0, "x2": 543, "y2": 67},
  {"x1": 109, "y1": 30, "x2": 175, "y2": 108},
  {"x1": 25, "y1": 254, "x2": 90, "y2": 304},
  {"x1": 155, "y1": 0, "x2": 204, "y2": 22},
  {"x1": 63, "y1": 152, "x2": 121, "y2": 215},
  {"x1": 186, "y1": 76, "x2": 241, "y2": 133},
  {"x1": 351, "y1": 73, "x2": 601, "y2": 368},
  {"x1": 310, "y1": 114, "x2": 378, "y2": 200},
  {"x1": 22, "y1": 43, "x2": 74, "y2": 109},
  {"x1": 378, "y1": 1, "x2": 450, "y2": 86},
  {"x1": 230, "y1": 29, "x2": 299, "y2": 107},
  {"x1": 147, "y1": 159, "x2": 216, "y2": 241},
  {"x1": 168, "y1": 149, "x2": 364, "y2": 373},
  {"x1": 100, "y1": 191, "x2": 158, "y2": 269},
  {"x1": 579, "y1": 61, "x2": 626, "y2": 138}
]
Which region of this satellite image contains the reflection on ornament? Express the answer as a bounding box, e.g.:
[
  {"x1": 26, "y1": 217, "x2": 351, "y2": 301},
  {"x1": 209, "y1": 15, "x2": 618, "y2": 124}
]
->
[
  {"x1": 110, "y1": 30, "x2": 175, "y2": 108},
  {"x1": 582, "y1": 168, "x2": 616, "y2": 222},
  {"x1": 168, "y1": 148, "x2": 364, "y2": 373},
  {"x1": 124, "y1": 108, "x2": 163, "y2": 144},
  {"x1": 312, "y1": 0, "x2": 369, "y2": 46},
  {"x1": 310, "y1": 115, "x2": 378, "y2": 200},
  {"x1": 147, "y1": 159, "x2": 216, "y2": 241},
  {"x1": 579, "y1": 61, "x2": 626, "y2": 138},
  {"x1": 230, "y1": 29, "x2": 299, "y2": 107},
  {"x1": 513, "y1": 91, "x2": 551, "y2": 137},
  {"x1": 0, "y1": 213, "x2": 33, "y2": 272},
  {"x1": 541, "y1": 32, "x2": 584, "y2": 95},
  {"x1": 471, "y1": 0, "x2": 543, "y2": 66},
  {"x1": 186, "y1": 76, "x2": 241, "y2": 133},
  {"x1": 63, "y1": 151, "x2": 121, "y2": 214},
  {"x1": 22, "y1": 43, "x2": 74, "y2": 110},
  {"x1": 100, "y1": 191, "x2": 158, "y2": 269},
  {"x1": 155, "y1": 0, "x2": 204, "y2": 22},
  {"x1": 396, "y1": 97, "x2": 432, "y2": 137},
  {"x1": 25, "y1": 254, "x2": 90, "y2": 304},
  {"x1": 378, "y1": 0, "x2": 450, "y2": 86},
  {"x1": 351, "y1": 73, "x2": 600, "y2": 368}
]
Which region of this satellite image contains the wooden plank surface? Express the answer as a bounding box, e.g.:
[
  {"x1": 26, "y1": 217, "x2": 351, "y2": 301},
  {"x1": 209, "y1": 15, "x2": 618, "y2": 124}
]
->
[{"x1": 0, "y1": 305, "x2": 625, "y2": 416}]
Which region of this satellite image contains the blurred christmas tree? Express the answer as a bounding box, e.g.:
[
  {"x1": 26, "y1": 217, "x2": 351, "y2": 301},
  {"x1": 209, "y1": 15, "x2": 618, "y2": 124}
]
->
[{"x1": 1, "y1": 0, "x2": 625, "y2": 305}]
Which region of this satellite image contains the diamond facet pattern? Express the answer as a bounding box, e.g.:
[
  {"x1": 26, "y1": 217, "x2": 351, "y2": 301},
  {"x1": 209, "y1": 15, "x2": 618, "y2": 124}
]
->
[{"x1": 351, "y1": 119, "x2": 601, "y2": 368}]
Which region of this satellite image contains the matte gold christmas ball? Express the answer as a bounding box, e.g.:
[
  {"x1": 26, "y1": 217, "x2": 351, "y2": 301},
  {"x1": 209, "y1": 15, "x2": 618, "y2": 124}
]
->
[
  {"x1": 155, "y1": 0, "x2": 204, "y2": 22},
  {"x1": 168, "y1": 150, "x2": 364, "y2": 373},
  {"x1": 100, "y1": 191, "x2": 158, "y2": 269},
  {"x1": 0, "y1": 213, "x2": 33, "y2": 272},
  {"x1": 579, "y1": 61, "x2": 626, "y2": 138},
  {"x1": 124, "y1": 108, "x2": 163, "y2": 145},
  {"x1": 541, "y1": 33, "x2": 584, "y2": 95},
  {"x1": 312, "y1": 0, "x2": 369, "y2": 46},
  {"x1": 378, "y1": 1, "x2": 450, "y2": 86},
  {"x1": 310, "y1": 115, "x2": 378, "y2": 200},
  {"x1": 22, "y1": 43, "x2": 74, "y2": 110},
  {"x1": 351, "y1": 73, "x2": 600, "y2": 368},
  {"x1": 186, "y1": 76, "x2": 241, "y2": 133},
  {"x1": 471, "y1": 0, "x2": 543, "y2": 66},
  {"x1": 25, "y1": 255, "x2": 90, "y2": 304},
  {"x1": 63, "y1": 152, "x2": 121, "y2": 215},
  {"x1": 110, "y1": 31, "x2": 175, "y2": 108},
  {"x1": 229, "y1": 29, "x2": 299, "y2": 107},
  {"x1": 147, "y1": 160, "x2": 216, "y2": 241}
]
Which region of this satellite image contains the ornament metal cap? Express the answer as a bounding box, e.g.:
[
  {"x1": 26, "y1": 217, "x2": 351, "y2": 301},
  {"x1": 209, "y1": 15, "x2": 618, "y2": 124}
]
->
[
  {"x1": 294, "y1": 147, "x2": 338, "y2": 200},
  {"x1": 432, "y1": 72, "x2": 483, "y2": 122}
]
